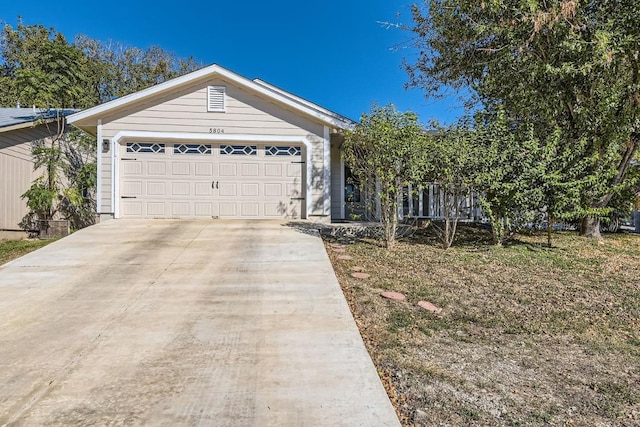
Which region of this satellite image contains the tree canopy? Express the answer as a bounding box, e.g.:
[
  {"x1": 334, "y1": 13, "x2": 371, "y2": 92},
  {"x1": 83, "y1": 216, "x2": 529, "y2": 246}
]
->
[
  {"x1": 406, "y1": 0, "x2": 640, "y2": 238},
  {"x1": 0, "y1": 18, "x2": 200, "y2": 109},
  {"x1": 342, "y1": 104, "x2": 424, "y2": 248},
  {"x1": 0, "y1": 19, "x2": 200, "y2": 232}
]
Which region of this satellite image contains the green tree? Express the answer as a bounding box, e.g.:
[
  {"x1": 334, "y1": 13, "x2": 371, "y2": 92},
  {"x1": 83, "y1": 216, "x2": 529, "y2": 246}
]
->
[
  {"x1": 418, "y1": 121, "x2": 475, "y2": 249},
  {"x1": 470, "y1": 111, "x2": 542, "y2": 245},
  {"x1": 406, "y1": 0, "x2": 640, "y2": 239},
  {"x1": 74, "y1": 35, "x2": 200, "y2": 102},
  {"x1": 20, "y1": 115, "x2": 89, "y2": 231},
  {"x1": 2, "y1": 19, "x2": 199, "y2": 232},
  {"x1": 343, "y1": 104, "x2": 424, "y2": 248},
  {"x1": 0, "y1": 19, "x2": 99, "y2": 108}
]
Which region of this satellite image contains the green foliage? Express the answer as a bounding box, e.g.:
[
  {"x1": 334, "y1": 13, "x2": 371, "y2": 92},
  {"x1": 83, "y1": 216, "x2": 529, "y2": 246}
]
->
[
  {"x1": 406, "y1": 0, "x2": 640, "y2": 238},
  {"x1": 343, "y1": 104, "x2": 424, "y2": 248},
  {"x1": 2, "y1": 19, "x2": 200, "y2": 231},
  {"x1": 0, "y1": 19, "x2": 98, "y2": 108},
  {"x1": 418, "y1": 121, "x2": 475, "y2": 248},
  {"x1": 0, "y1": 20, "x2": 201, "y2": 108},
  {"x1": 471, "y1": 111, "x2": 538, "y2": 244},
  {"x1": 74, "y1": 35, "x2": 200, "y2": 103},
  {"x1": 20, "y1": 132, "x2": 96, "y2": 230}
]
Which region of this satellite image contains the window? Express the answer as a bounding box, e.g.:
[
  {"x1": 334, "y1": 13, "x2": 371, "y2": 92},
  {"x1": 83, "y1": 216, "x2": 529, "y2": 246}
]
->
[
  {"x1": 345, "y1": 167, "x2": 360, "y2": 203},
  {"x1": 220, "y1": 144, "x2": 257, "y2": 155},
  {"x1": 207, "y1": 86, "x2": 226, "y2": 112},
  {"x1": 174, "y1": 144, "x2": 212, "y2": 154},
  {"x1": 126, "y1": 142, "x2": 165, "y2": 153},
  {"x1": 265, "y1": 146, "x2": 302, "y2": 156}
]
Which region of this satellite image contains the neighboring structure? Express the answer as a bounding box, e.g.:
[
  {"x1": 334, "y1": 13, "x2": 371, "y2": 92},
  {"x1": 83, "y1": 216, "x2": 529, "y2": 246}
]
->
[
  {"x1": 68, "y1": 64, "x2": 356, "y2": 222},
  {"x1": 0, "y1": 108, "x2": 74, "y2": 233}
]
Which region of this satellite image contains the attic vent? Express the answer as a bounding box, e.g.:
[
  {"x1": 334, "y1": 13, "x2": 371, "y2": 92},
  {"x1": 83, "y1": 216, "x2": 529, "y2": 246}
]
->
[{"x1": 207, "y1": 86, "x2": 226, "y2": 112}]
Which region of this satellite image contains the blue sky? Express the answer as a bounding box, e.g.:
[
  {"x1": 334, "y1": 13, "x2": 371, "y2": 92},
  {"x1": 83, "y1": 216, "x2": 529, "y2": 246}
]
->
[{"x1": 2, "y1": 1, "x2": 464, "y2": 124}]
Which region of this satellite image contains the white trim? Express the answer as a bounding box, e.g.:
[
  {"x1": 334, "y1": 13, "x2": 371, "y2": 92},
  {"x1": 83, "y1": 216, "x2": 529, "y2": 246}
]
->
[
  {"x1": 323, "y1": 126, "x2": 331, "y2": 215},
  {"x1": 110, "y1": 131, "x2": 313, "y2": 219},
  {"x1": 340, "y1": 156, "x2": 345, "y2": 220},
  {"x1": 253, "y1": 79, "x2": 355, "y2": 129},
  {"x1": 96, "y1": 119, "x2": 102, "y2": 213},
  {"x1": 67, "y1": 64, "x2": 354, "y2": 130},
  {"x1": 112, "y1": 137, "x2": 118, "y2": 217}
]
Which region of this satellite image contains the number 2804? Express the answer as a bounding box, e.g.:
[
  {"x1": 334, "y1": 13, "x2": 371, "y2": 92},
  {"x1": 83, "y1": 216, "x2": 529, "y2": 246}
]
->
[{"x1": 209, "y1": 128, "x2": 224, "y2": 134}]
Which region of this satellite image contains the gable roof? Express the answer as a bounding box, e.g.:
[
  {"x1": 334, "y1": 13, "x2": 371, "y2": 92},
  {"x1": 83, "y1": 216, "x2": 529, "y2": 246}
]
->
[
  {"x1": 0, "y1": 108, "x2": 77, "y2": 133},
  {"x1": 67, "y1": 64, "x2": 355, "y2": 133}
]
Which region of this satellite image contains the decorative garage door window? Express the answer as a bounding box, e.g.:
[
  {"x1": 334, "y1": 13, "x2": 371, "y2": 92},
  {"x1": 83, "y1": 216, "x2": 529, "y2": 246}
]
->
[
  {"x1": 265, "y1": 146, "x2": 302, "y2": 156},
  {"x1": 173, "y1": 143, "x2": 212, "y2": 155},
  {"x1": 220, "y1": 144, "x2": 257, "y2": 155},
  {"x1": 126, "y1": 142, "x2": 165, "y2": 153}
]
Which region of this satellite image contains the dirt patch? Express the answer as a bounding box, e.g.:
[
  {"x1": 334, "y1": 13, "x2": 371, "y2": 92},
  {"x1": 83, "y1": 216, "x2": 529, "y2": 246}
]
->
[{"x1": 325, "y1": 227, "x2": 640, "y2": 426}]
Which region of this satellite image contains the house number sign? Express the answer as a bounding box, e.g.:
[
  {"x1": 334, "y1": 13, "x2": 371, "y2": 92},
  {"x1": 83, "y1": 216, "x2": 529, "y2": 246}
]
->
[{"x1": 209, "y1": 128, "x2": 225, "y2": 134}]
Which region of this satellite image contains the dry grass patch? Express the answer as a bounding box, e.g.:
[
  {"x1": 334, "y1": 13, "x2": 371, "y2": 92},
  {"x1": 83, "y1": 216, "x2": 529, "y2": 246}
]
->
[
  {"x1": 325, "y1": 227, "x2": 640, "y2": 426},
  {"x1": 0, "y1": 239, "x2": 53, "y2": 266}
]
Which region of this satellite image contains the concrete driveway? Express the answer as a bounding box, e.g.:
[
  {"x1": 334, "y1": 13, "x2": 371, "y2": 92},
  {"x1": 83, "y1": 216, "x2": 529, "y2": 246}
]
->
[{"x1": 0, "y1": 220, "x2": 399, "y2": 426}]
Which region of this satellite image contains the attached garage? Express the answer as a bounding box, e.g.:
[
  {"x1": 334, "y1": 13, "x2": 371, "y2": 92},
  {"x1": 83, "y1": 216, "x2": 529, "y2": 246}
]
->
[
  {"x1": 119, "y1": 141, "x2": 303, "y2": 219},
  {"x1": 67, "y1": 64, "x2": 354, "y2": 222}
]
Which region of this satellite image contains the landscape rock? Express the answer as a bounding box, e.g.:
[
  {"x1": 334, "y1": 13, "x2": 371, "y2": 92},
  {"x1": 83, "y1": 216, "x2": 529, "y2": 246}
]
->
[
  {"x1": 350, "y1": 266, "x2": 365, "y2": 272},
  {"x1": 417, "y1": 300, "x2": 442, "y2": 314},
  {"x1": 337, "y1": 255, "x2": 353, "y2": 260},
  {"x1": 351, "y1": 272, "x2": 370, "y2": 279},
  {"x1": 380, "y1": 291, "x2": 406, "y2": 301}
]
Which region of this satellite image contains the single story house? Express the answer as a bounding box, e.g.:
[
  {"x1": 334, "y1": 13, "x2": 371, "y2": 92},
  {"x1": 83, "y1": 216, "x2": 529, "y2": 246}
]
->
[
  {"x1": 0, "y1": 108, "x2": 75, "y2": 234},
  {"x1": 68, "y1": 64, "x2": 356, "y2": 222}
]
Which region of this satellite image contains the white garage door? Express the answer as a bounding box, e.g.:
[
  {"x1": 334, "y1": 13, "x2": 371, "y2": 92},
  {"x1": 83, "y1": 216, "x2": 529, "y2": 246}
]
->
[{"x1": 119, "y1": 142, "x2": 304, "y2": 219}]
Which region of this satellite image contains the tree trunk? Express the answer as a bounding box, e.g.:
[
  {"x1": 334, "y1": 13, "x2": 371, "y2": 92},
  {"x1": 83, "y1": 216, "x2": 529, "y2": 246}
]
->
[{"x1": 580, "y1": 217, "x2": 602, "y2": 239}]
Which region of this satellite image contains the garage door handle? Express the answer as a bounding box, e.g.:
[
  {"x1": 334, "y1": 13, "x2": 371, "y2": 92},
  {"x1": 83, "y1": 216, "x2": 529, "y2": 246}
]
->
[{"x1": 121, "y1": 196, "x2": 137, "y2": 199}]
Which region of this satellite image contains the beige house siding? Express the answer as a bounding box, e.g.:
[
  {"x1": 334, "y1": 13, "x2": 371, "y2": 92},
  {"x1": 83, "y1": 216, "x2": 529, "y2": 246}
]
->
[
  {"x1": 99, "y1": 77, "x2": 329, "y2": 217},
  {"x1": 0, "y1": 125, "x2": 50, "y2": 230}
]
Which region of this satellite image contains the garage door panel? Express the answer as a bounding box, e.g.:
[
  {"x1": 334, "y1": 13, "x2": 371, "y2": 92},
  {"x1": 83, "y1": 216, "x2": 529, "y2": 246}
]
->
[
  {"x1": 171, "y1": 202, "x2": 190, "y2": 216},
  {"x1": 147, "y1": 182, "x2": 166, "y2": 196},
  {"x1": 122, "y1": 181, "x2": 142, "y2": 196},
  {"x1": 241, "y1": 163, "x2": 259, "y2": 177},
  {"x1": 120, "y1": 143, "x2": 303, "y2": 219},
  {"x1": 219, "y1": 183, "x2": 237, "y2": 197},
  {"x1": 287, "y1": 183, "x2": 301, "y2": 197},
  {"x1": 194, "y1": 202, "x2": 213, "y2": 217},
  {"x1": 195, "y1": 182, "x2": 213, "y2": 196},
  {"x1": 219, "y1": 203, "x2": 237, "y2": 216},
  {"x1": 122, "y1": 161, "x2": 142, "y2": 175},
  {"x1": 287, "y1": 164, "x2": 302, "y2": 177},
  {"x1": 147, "y1": 162, "x2": 167, "y2": 175},
  {"x1": 220, "y1": 163, "x2": 237, "y2": 176},
  {"x1": 147, "y1": 202, "x2": 166, "y2": 216},
  {"x1": 264, "y1": 183, "x2": 282, "y2": 197},
  {"x1": 195, "y1": 163, "x2": 214, "y2": 176},
  {"x1": 264, "y1": 202, "x2": 284, "y2": 217},
  {"x1": 265, "y1": 164, "x2": 282, "y2": 177},
  {"x1": 241, "y1": 203, "x2": 259, "y2": 217},
  {"x1": 122, "y1": 201, "x2": 143, "y2": 216},
  {"x1": 241, "y1": 183, "x2": 259, "y2": 197},
  {"x1": 171, "y1": 182, "x2": 190, "y2": 196},
  {"x1": 172, "y1": 162, "x2": 190, "y2": 175}
]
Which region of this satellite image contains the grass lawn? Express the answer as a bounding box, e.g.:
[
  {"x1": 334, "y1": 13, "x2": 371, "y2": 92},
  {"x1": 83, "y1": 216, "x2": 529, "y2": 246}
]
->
[
  {"x1": 0, "y1": 239, "x2": 54, "y2": 266},
  {"x1": 325, "y1": 226, "x2": 640, "y2": 426}
]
